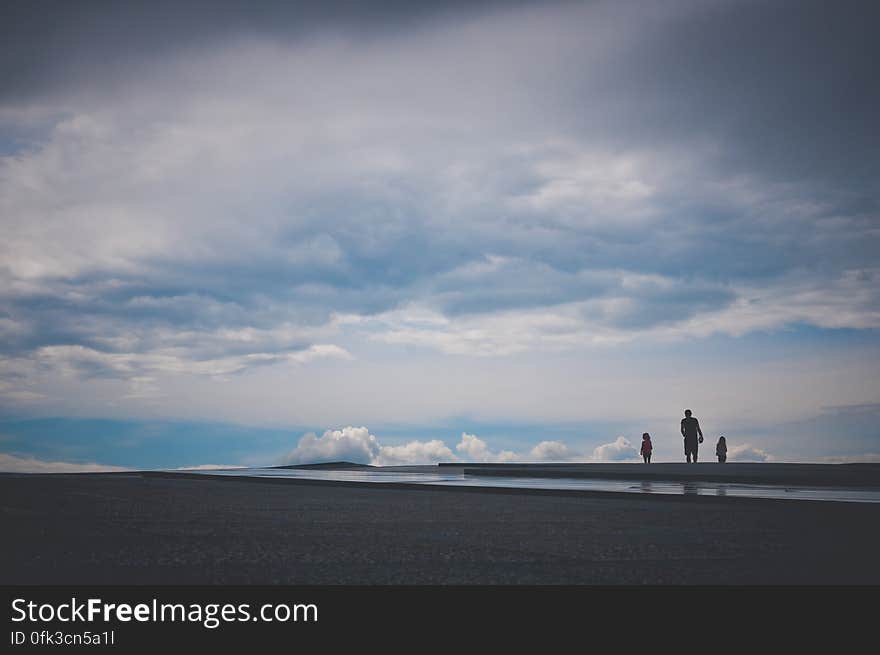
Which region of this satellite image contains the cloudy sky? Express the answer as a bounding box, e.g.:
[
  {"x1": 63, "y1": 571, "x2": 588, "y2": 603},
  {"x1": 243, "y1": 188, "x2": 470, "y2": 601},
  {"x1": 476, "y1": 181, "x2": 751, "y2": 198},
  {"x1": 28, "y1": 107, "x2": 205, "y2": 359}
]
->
[{"x1": 1, "y1": 0, "x2": 878, "y2": 470}]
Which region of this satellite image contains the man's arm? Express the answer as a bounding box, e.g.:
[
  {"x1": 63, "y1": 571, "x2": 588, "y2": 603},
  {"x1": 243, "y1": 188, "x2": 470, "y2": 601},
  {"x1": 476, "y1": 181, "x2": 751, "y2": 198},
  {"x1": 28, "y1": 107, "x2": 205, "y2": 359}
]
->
[
  {"x1": 696, "y1": 419, "x2": 703, "y2": 438},
  {"x1": 681, "y1": 419, "x2": 686, "y2": 437}
]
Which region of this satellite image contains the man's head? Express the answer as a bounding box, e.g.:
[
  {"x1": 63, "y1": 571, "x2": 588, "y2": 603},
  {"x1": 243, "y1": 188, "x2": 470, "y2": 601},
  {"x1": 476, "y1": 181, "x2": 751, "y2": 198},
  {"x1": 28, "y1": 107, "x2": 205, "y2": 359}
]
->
[{"x1": 684, "y1": 409, "x2": 692, "y2": 417}]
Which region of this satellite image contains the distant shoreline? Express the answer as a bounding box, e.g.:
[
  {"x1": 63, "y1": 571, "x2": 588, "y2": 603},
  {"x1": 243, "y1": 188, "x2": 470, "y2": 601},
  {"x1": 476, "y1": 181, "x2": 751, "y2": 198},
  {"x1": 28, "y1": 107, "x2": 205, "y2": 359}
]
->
[{"x1": 8, "y1": 460, "x2": 879, "y2": 484}]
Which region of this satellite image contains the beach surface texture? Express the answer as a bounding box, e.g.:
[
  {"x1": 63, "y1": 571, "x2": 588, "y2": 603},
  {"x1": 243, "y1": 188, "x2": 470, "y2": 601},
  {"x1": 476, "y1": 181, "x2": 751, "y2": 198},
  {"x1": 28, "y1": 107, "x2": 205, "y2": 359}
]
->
[{"x1": 3, "y1": 463, "x2": 880, "y2": 584}]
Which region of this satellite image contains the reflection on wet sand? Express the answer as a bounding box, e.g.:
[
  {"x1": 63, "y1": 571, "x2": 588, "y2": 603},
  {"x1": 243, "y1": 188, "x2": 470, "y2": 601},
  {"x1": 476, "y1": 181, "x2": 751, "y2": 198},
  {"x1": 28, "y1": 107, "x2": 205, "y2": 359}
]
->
[{"x1": 178, "y1": 468, "x2": 880, "y2": 504}]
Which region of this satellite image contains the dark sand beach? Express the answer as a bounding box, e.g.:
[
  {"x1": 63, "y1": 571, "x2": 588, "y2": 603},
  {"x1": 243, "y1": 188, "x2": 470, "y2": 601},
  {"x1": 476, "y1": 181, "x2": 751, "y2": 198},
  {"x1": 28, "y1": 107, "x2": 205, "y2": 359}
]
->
[{"x1": 3, "y1": 465, "x2": 880, "y2": 585}]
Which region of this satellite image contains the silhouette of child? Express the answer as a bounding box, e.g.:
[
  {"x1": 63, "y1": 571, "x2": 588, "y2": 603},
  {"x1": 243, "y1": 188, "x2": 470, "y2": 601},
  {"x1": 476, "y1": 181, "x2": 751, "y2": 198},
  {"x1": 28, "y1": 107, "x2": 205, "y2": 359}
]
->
[
  {"x1": 716, "y1": 436, "x2": 727, "y2": 463},
  {"x1": 640, "y1": 432, "x2": 652, "y2": 463}
]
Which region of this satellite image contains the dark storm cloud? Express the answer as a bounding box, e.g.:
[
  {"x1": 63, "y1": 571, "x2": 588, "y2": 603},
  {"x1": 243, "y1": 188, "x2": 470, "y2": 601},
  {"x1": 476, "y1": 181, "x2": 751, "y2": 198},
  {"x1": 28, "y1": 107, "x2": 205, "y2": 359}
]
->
[
  {"x1": 0, "y1": 0, "x2": 530, "y2": 103},
  {"x1": 564, "y1": 0, "x2": 880, "y2": 188},
  {"x1": 1, "y1": 0, "x2": 878, "y2": 389},
  {"x1": 4, "y1": 0, "x2": 878, "y2": 186}
]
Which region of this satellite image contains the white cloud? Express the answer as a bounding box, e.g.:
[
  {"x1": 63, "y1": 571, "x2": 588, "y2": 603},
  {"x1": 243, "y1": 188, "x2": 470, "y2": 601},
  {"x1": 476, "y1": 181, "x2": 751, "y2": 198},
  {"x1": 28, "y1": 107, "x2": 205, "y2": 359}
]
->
[
  {"x1": 661, "y1": 269, "x2": 880, "y2": 340},
  {"x1": 354, "y1": 268, "x2": 880, "y2": 358},
  {"x1": 283, "y1": 426, "x2": 380, "y2": 465},
  {"x1": 727, "y1": 443, "x2": 771, "y2": 462},
  {"x1": 376, "y1": 440, "x2": 457, "y2": 466},
  {"x1": 528, "y1": 440, "x2": 572, "y2": 461},
  {"x1": 28, "y1": 342, "x2": 351, "y2": 383},
  {"x1": 455, "y1": 432, "x2": 493, "y2": 461},
  {"x1": 0, "y1": 452, "x2": 128, "y2": 473},
  {"x1": 282, "y1": 427, "x2": 572, "y2": 466},
  {"x1": 283, "y1": 426, "x2": 459, "y2": 466},
  {"x1": 366, "y1": 302, "x2": 589, "y2": 356},
  {"x1": 0, "y1": 379, "x2": 45, "y2": 403},
  {"x1": 455, "y1": 432, "x2": 518, "y2": 462},
  {"x1": 173, "y1": 464, "x2": 247, "y2": 470},
  {"x1": 592, "y1": 436, "x2": 639, "y2": 462},
  {"x1": 514, "y1": 149, "x2": 656, "y2": 219}
]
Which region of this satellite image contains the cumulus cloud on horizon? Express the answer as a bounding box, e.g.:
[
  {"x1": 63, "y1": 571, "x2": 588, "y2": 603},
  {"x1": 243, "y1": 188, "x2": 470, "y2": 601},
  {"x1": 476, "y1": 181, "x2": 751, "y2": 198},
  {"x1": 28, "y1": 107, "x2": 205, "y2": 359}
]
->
[
  {"x1": 280, "y1": 428, "x2": 508, "y2": 466},
  {"x1": 727, "y1": 443, "x2": 771, "y2": 463},
  {"x1": 173, "y1": 464, "x2": 248, "y2": 471},
  {"x1": 282, "y1": 427, "x2": 580, "y2": 466},
  {"x1": 591, "y1": 436, "x2": 640, "y2": 462},
  {"x1": 283, "y1": 426, "x2": 382, "y2": 465},
  {"x1": 281, "y1": 427, "x2": 667, "y2": 466},
  {"x1": 456, "y1": 432, "x2": 519, "y2": 463}
]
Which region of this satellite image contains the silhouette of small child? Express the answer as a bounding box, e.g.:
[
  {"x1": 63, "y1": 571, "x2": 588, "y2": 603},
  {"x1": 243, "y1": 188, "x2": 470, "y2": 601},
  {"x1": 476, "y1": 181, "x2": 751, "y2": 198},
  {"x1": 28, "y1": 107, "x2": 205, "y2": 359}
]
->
[
  {"x1": 640, "y1": 432, "x2": 652, "y2": 463},
  {"x1": 716, "y1": 436, "x2": 727, "y2": 463}
]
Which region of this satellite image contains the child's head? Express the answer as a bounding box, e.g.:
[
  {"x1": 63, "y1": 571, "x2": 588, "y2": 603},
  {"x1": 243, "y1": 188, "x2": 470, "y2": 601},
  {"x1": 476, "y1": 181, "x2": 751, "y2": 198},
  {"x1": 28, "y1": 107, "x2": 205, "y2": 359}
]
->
[
  {"x1": 718, "y1": 435, "x2": 726, "y2": 443},
  {"x1": 642, "y1": 432, "x2": 650, "y2": 440}
]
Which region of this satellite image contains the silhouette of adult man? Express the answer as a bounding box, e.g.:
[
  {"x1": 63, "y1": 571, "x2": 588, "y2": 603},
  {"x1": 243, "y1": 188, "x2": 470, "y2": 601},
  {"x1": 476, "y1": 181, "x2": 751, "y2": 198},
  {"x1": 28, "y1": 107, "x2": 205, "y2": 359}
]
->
[{"x1": 680, "y1": 409, "x2": 703, "y2": 463}]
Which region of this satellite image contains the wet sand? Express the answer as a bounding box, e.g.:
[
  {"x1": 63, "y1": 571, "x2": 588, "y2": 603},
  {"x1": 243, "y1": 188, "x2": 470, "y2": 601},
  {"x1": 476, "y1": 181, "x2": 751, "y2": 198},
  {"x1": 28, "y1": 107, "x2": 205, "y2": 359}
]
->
[
  {"x1": 451, "y1": 462, "x2": 880, "y2": 487},
  {"x1": 3, "y1": 471, "x2": 880, "y2": 584}
]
